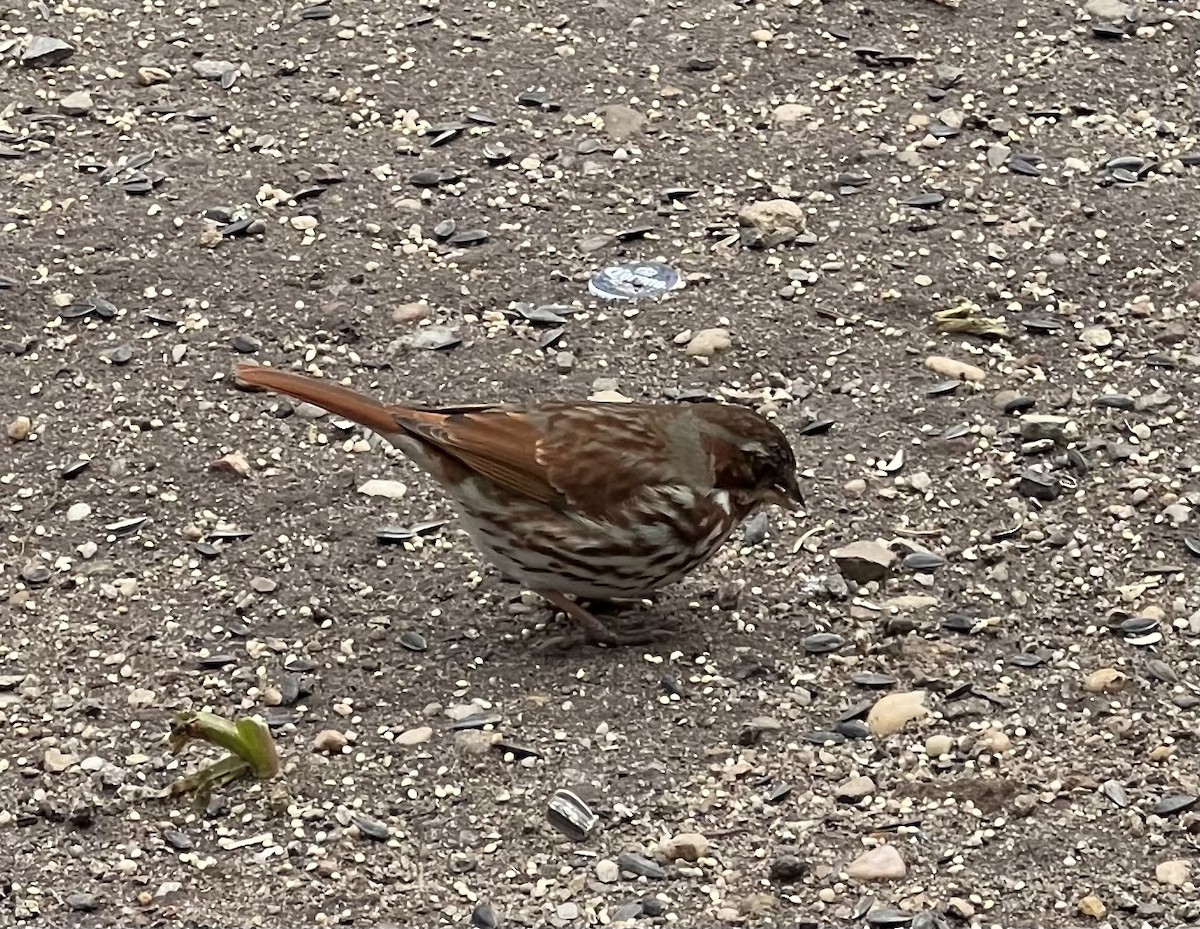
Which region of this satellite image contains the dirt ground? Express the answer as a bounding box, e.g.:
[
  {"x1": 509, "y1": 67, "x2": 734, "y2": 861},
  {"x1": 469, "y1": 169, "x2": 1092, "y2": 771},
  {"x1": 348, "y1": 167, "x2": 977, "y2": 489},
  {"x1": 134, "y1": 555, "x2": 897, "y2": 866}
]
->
[{"x1": 2, "y1": 0, "x2": 1199, "y2": 926}]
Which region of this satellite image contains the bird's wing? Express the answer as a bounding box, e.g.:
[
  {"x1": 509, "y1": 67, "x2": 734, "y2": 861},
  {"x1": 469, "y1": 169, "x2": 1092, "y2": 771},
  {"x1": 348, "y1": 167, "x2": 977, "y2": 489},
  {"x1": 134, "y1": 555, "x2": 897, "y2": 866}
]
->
[{"x1": 395, "y1": 403, "x2": 681, "y2": 516}]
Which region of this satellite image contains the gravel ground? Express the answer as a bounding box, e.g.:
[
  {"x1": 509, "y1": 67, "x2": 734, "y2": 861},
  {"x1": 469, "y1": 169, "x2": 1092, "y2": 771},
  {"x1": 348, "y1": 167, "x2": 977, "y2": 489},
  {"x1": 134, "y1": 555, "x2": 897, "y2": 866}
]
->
[{"x1": 3, "y1": 0, "x2": 1200, "y2": 926}]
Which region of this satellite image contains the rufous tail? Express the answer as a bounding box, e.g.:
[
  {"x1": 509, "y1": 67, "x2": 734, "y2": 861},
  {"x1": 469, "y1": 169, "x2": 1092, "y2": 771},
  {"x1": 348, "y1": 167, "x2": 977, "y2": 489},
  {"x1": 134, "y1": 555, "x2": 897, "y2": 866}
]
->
[{"x1": 235, "y1": 364, "x2": 403, "y2": 436}]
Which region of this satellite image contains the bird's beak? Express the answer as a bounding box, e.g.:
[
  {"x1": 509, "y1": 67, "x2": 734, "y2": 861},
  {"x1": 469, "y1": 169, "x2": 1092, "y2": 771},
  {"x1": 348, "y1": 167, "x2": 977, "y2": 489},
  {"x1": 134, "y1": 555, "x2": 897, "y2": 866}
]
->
[{"x1": 765, "y1": 473, "x2": 805, "y2": 511}]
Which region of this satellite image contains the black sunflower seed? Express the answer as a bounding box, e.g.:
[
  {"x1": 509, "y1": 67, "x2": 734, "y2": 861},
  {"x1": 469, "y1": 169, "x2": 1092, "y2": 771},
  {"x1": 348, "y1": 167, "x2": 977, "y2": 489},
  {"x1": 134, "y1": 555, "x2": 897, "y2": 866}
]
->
[
  {"x1": 1093, "y1": 394, "x2": 1135, "y2": 410},
  {"x1": 163, "y1": 828, "x2": 193, "y2": 850},
  {"x1": 1021, "y1": 315, "x2": 1065, "y2": 333},
  {"x1": 1002, "y1": 396, "x2": 1036, "y2": 415},
  {"x1": 801, "y1": 730, "x2": 846, "y2": 745},
  {"x1": 614, "y1": 225, "x2": 654, "y2": 241},
  {"x1": 798, "y1": 418, "x2": 835, "y2": 436},
  {"x1": 835, "y1": 719, "x2": 872, "y2": 740},
  {"x1": 471, "y1": 902, "x2": 500, "y2": 929},
  {"x1": 519, "y1": 304, "x2": 570, "y2": 325},
  {"x1": 661, "y1": 187, "x2": 698, "y2": 202},
  {"x1": 866, "y1": 908, "x2": 913, "y2": 926},
  {"x1": 1118, "y1": 616, "x2": 1158, "y2": 637},
  {"x1": 517, "y1": 89, "x2": 559, "y2": 110},
  {"x1": 230, "y1": 334, "x2": 261, "y2": 353},
  {"x1": 464, "y1": 109, "x2": 498, "y2": 126},
  {"x1": 299, "y1": 4, "x2": 333, "y2": 18},
  {"x1": 1099, "y1": 779, "x2": 1129, "y2": 808},
  {"x1": 61, "y1": 459, "x2": 91, "y2": 479},
  {"x1": 452, "y1": 712, "x2": 502, "y2": 731},
  {"x1": 1091, "y1": 21, "x2": 1130, "y2": 40},
  {"x1": 193, "y1": 541, "x2": 221, "y2": 559},
  {"x1": 207, "y1": 528, "x2": 253, "y2": 542},
  {"x1": 219, "y1": 217, "x2": 254, "y2": 237},
  {"x1": 852, "y1": 672, "x2": 898, "y2": 689},
  {"x1": 196, "y1": 653, "x2": 236, "y2": 668},
  {"x1": 942, "y1": 614, "x2": 979, "y2": 633},
  {"x1": 428, "y1": 128, "x2": 462, "y2": 148},
  {"x1": 904, "y1": 192, "x2": 945, "y2": 209},
  {"x1": 903, "y1": 552, "x2": 946, "y2": 571},
  {"x1": 1184, "y1": 538, "x2": 1200, "y2": 559},
  {"x1": 616, "y1": 852, "x2": 665, "y2": 879},
  {"x1": 399, "y1": 631, "x2": 427, "y2": 652},
  {"x1": 1007, "y1": 157, "x2": 1042, "y2": 177},
  {"x1": 941, "y1": 422, "x2": 972, "y2": 440},
  {"x1": 21, "y1": 564, "x2": 52, "y2": 585},
  {"x1": 838, "y1": 700, "x2": 873, "y2": 722},
  {"x1": 546, "y1": 789, "x2": 595, "y2": 841},
  {"x1": 1018, "y1": 470, "x2": 1060, "y2": 501},
  {"x1": 927, "y1": 380, "x2": 960, "y2": 397},
  {"x1": 1151, "y1": 794, "x2": 1197, "y2": 816},
  {"x1": 90, "y1": 296, "x2": 118, "y2": 319},
  {"x1": 493, "y1": 738, "x2": 540, "y2": 760},
  {"x1": 278, "y1": 675, "x2": 302, "y2": 705},
  {"x1": 106, "y1": 344, "x2": 133, "y2": 365},
  {"x1": 1008, "y1": 652, "x2": 1045, "y2": 668},
  {"x1": 105, "y1": 516, "x2": 148, "y2": 535},
  {"x1": 447, "y1": 228, "x2": 488, "y2": 246},
  {"x1": 481, "y1": 142, "x2": 511, "y2": 163},
  {"x1": 350, "y1": 813, "x2": 391, "y2": 841},
  {"x1": 803, "y1": 632, "x2": 844, "y2": 654}
]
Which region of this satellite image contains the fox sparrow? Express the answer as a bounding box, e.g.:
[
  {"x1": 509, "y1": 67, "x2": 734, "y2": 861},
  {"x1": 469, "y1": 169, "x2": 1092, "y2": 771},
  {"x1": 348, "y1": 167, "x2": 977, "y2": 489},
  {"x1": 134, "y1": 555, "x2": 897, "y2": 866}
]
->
[{"x1": 235, "y1": 364, "x2": 803, "y2": 647}]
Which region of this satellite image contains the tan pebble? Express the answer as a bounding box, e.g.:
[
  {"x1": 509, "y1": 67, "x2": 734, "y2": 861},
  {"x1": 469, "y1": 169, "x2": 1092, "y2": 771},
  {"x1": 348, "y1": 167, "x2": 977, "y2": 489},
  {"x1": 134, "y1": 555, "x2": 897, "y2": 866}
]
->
[
  {"x1": 261, "y1": 687, "x2": 283, "y2": 707},
  {"x1": 1078, "y1": 895, "x2": 1106, "y2": 919},
  {"x1": 455, "y1": 730, "x2": 498, "y2": 754},
  {"x1": 844, "y1": 478, "x2": 867, "y2": 495},
  {"x1": 924, "y1": 355, "x2": 985, "y2": 382},
  {"x1": 393, "y1": 302, "x2": 431, "y2": 323},
  {"x1": 137, "y1": 66, "x2": 172, "y2": 85},
  {"x1": 1156, "y1": 859, "x2": 1190, "y2": 886},
  {"x1": 43, "y1": 747, "x2": 79, "y2": 773},
  {"x1": 867, "y1": 690, "x2": 927, "y2": 737},
  {"x1": 925, "y1": 734, "x2": 954, "y2": 757},
  {"x1": 312, "y1": 729, "x2": 348, "y2": 753},
  {"x1": 396, "y1": 725, "x2": 433, "y2": 746},
  {"x1": 210, "y1": 450, "x2": 252, "y2": 478},
  {"x1": 660, "y1": 832, "x2": 710, "y2": 862},
  {"x1": 977, "y1": 728, "x2": 1011, "y2": 753},
  {"x1": 947, "y1": 897, "x2": 975, "y2": 919},
  {"x1": 845, "y1": 845, "x2": 906, "y2": 881},
  {"x1": 772, "y1": 103, "x2": 813, "y2": 127},
  {"x1": 1148, "y1": 744, "x2": 1174, "y2": 762},
  {"x1": 836, "y1": 774, "x2": 876, "y2": 801},
  {"x1": 1084, "y1": 668, "x2": 1126, "y2": 693},
  {"x1": 684, "y1": 327, "x2": 732, "y2": 358},
  {"x1": 7, "y1": 416, "x2": 32, "y2": 441}
]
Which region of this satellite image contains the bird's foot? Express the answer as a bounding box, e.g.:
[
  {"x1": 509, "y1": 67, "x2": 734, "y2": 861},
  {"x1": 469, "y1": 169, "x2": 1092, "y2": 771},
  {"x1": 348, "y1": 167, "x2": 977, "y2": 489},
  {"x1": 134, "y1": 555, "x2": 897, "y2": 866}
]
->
[{"x1": 535, "y1": 590, "x2": 673, "y2": 650}]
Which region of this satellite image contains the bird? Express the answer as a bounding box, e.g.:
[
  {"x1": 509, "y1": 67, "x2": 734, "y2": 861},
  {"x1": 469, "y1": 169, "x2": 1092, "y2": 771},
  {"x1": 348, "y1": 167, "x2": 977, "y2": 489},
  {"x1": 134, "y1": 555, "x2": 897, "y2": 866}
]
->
[{"x1": 233, "y1": 364, "x2": 803, "y2": 648}]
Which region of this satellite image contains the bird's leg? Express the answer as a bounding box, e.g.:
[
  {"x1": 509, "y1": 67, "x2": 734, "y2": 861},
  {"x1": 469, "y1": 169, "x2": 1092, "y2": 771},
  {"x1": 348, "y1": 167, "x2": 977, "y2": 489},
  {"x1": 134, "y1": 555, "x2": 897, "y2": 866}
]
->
[
  {"x1": 535, "y1": 590, "x2": 673, "y2": 649},
  {"x1": 579, "y1": 594, "x2": 660, "y2": 615}
]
